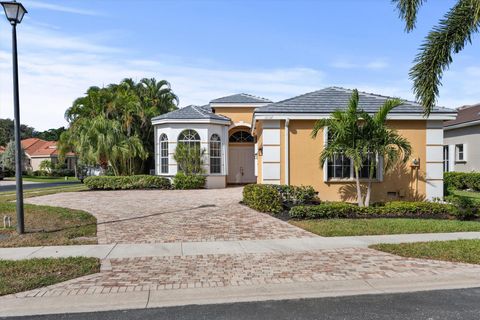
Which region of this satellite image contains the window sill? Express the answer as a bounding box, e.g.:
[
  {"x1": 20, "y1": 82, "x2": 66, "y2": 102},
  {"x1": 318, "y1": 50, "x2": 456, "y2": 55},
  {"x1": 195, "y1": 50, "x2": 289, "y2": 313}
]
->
[
  {"x1": 455, "y1": 161, "x2": 467, "y2": 164},
  {"x1": 326, "y1": 178, "x2": 381, "y2": 183}
]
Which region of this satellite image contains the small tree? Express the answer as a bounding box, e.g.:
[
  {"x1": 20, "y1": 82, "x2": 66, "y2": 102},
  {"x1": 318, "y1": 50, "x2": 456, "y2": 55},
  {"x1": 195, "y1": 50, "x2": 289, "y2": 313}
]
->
[
  {"x1": 173, "y1": 143, "x2": 205, "y2": 175},
  {"x1": 39, "y1": 159, "x2": 53, "y2": 172},
  {"x1": 1, "y1": 140, "x2": 26, "y2": 172}
]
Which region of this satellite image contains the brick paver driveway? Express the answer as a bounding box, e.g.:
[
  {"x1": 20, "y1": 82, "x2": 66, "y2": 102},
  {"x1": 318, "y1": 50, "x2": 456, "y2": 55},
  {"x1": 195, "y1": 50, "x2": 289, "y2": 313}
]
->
[
  {"x1": 18, "y1": 187, "x2": 480, "y2": 300},
  {"x1": 26, "y1": 187, "x2": 312, "y2": 244}
]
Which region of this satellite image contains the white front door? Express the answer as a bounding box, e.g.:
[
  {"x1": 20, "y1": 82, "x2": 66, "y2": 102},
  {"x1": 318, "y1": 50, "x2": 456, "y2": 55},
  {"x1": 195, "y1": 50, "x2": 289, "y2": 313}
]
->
[{"x1": 228, "y1": 144, "x2": 256, "y2": 184}]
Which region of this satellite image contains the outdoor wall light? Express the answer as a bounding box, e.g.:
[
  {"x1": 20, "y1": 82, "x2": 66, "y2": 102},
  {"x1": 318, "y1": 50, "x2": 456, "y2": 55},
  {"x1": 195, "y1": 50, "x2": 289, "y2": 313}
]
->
[
  {"x1": 1, "y1": 1, "x2": 27, "y2": 25},
  {"x1": 410, "y1": 158, "x2": 420, "y2": 168}
]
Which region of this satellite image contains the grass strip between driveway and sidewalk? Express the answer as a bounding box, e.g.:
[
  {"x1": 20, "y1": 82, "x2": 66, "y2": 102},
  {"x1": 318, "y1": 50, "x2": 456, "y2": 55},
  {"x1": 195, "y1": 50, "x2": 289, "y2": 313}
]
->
[
  {"x1": 371, "y1": 239, "x2": 480, "y2": 265},
  {"x1": 0, "y1": 202, "x2": 97, "y2": 247},
  {"x1": 289, "y1": 218, "x2": 480, "y2": 237},
  {"x1": 0, "y1": 257, "x2": 100, "y2": 296}
]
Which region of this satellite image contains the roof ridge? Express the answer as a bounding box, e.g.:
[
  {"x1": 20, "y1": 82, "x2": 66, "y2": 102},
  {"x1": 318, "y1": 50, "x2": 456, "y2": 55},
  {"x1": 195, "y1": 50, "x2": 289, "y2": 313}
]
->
[{"x1": 239, "y1": 93, "x2": 271, "y2": 102}]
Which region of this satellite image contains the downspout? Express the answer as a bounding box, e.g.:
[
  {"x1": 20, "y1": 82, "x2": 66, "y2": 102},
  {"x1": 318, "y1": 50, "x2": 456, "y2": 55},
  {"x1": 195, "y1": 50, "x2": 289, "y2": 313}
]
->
[{"x1": 285, "y1": 118, "x2": 290, "y2": 185}]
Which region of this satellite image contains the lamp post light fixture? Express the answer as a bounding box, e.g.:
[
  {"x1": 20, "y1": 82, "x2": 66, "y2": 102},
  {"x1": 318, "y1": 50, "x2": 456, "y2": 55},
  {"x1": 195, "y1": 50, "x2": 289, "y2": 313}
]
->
[{"x1": 1, "y1": 0, "x2": 27, "y2": 234}]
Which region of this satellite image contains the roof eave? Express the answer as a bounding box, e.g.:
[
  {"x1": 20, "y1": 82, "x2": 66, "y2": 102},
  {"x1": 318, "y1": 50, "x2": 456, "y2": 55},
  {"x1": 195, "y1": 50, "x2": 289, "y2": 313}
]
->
[{"x1": 152, "y1": 118, "x2": 231, "y2": 126}]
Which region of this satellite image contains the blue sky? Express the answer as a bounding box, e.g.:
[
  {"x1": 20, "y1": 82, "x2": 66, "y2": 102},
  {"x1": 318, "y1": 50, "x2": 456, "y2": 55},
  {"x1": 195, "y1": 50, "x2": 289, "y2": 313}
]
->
[{"x1": 1, "y1": 0, "x2": 479, "y2": 130}]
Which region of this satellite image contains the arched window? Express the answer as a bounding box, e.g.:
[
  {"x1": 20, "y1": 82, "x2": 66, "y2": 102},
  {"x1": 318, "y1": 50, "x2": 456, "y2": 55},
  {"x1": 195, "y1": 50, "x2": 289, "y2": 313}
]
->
[
  {"x1": 210, "y1": 134, "x2": 221, "y2": 174},
  {"x1": 160, "y1": 134, "x2": 168, "y2": 174},
  {"x1": 229, "y1": 130, "x2": 254, "y2": 143},
  {"x1": 178, "y1": 129, "x2": 201, "y2": 148}
]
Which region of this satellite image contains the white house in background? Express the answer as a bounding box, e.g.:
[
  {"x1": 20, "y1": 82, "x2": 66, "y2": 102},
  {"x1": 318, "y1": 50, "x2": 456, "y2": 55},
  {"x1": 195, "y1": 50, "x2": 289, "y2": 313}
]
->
[{"x1": 444, "y1": 104, "x2": 480, "y2": 173}]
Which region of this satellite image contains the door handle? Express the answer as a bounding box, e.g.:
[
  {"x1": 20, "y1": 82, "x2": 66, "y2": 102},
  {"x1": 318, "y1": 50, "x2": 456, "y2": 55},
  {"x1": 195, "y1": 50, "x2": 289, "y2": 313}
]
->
[{"x1": 240, "y1": 167, "x2": 244, "y2": 176}]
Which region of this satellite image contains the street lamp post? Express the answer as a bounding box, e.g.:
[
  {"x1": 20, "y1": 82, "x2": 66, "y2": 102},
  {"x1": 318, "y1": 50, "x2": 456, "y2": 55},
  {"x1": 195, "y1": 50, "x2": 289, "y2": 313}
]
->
[{"x1": 1, "y1": 1, "x2": 27, "y2": 234}]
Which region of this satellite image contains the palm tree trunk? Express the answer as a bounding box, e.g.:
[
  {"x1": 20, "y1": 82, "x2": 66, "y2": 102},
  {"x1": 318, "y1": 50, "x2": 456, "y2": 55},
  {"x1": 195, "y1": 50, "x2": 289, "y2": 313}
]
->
[
  {"x1": 355, "y1": 168, "x2": 363, "y2": 207},
  {"x1": 365, "y1": 160, "x2": 376, "y2": 207},
  {"x1": 365, "y1": 181, "x2": 372, "y2": 207}
]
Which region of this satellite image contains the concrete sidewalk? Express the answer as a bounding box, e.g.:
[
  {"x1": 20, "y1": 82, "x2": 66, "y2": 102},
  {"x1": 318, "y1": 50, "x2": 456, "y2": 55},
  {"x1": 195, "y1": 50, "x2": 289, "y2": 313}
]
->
[
  {"x1": 2, "y1": 231, "x2": 480, "y2": 260},
  {"x1": 2, "y1": 273, "x2": 480, "y2": 317}
]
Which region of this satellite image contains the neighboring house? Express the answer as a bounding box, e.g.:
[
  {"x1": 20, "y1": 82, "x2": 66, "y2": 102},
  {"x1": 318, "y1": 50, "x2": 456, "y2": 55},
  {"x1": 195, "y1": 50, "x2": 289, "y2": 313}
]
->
[
  {"x1": 20, "y1": 138, "x2": 76, "y2": 171},
  {"x1": 152, "y1": 87, "x2": 456, "y2": 202},
  {"x1": 444, "y1": 104, "x2": 480, "y2": 173}
]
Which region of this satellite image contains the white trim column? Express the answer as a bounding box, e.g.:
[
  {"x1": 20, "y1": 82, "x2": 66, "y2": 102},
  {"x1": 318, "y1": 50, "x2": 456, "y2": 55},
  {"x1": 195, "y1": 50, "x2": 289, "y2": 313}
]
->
[
  {"x1": 261, "y1": 120, "x2": 281, "y2": 184},
  {"x1": 426, "y1": 120, "x2": 444, "y2": 200},
  {"x1": 285, "y1": 119, "x2": 290, "y2": 185}
]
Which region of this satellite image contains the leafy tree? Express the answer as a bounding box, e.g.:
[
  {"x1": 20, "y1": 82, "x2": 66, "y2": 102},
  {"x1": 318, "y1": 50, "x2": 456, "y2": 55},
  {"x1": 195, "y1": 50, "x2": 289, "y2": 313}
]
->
[
  {"x1": 35, "y1": 127, "x2": 66, "y2": 141},
  {"x1": 0, "y1": 118, "x2": 36, "y2": 146},
  {"x1": 393, "y1": 0, "x2": 480, "y2": 114},
  {"x1": 173, "y1": 143, "x2": 206, "y2": 175},
  {"x1": 59, "y1": 78, "x2": 178, "y2": 175},
  {"x1": 1, "y1": 140, "x2": 26, "y2": 172},
  {"x1": 311, "y1": 89, "x2": 412, "y2": 207}
]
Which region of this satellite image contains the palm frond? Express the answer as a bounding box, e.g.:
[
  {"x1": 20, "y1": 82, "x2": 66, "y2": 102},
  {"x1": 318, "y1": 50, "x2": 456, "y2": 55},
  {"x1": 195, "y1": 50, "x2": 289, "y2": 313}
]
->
[
  {"x1": 393, "y1": 0, "x2": 427, "y2": 32},
  {"x1": 410, "y1": 0, "x2": 480, "y2": 115}
]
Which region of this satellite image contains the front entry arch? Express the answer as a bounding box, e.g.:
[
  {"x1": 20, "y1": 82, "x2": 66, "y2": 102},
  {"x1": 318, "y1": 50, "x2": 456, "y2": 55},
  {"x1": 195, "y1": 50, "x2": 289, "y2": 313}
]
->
[{"x1": 228, "y1": 128, "x2": 256, "y2": 184}]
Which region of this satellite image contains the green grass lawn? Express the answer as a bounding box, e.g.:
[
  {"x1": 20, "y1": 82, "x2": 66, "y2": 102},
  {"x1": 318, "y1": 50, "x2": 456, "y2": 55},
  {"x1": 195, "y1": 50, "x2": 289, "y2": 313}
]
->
[
  {"x1": 0, "y1": 257, "x2": 100, "y2": 296},
  {"x1": 20, "y1": 176, "x2": 79, "y2": 183},
  {"x1": 290, "y1": 218, "x2": 480, "y2": 237},
  {"x1": 0, "y1": 202, "x2": 97, "y2": 247},
  {"x1": 453, "y1": 190, "x2": 480, "y2": 201},
  {"x1": 371, "y1": 239, "x2": 480, "y2": 264},
  {"x1": 0, "y1": 184, "x2": 88, "y2": 203}
]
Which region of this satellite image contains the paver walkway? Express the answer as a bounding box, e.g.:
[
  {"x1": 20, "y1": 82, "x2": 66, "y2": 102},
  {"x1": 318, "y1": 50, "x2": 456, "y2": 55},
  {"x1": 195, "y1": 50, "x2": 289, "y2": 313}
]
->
[{"x1": 26, "y1": 187, "x2": 312, "y2": 243}]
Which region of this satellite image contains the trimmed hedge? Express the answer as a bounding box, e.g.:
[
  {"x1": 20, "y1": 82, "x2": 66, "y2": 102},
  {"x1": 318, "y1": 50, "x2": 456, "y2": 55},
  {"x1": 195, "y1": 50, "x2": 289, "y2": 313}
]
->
[
  {"x1": 84, "y1": 175, "x2": 171, "y2": 190},
  {"x1": 172, "y1": 173, "x2": 206, "y2": 189},
  {"x1": 289, "y1": 201, "x2": 461, "y2": 220},
  {"x1": 445, "y1": 172, "x2": 480, "y2": 192},
  {"x1": 242, "y1": 184, "x2": 318, "y2": 214}
]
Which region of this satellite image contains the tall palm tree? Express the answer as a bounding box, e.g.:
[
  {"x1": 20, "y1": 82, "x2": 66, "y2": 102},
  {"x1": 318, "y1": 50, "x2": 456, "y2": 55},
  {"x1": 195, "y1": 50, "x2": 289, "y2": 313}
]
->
[
  {"x1": 393, "y1": 0, "x2": 480, "y2": 115},
  {"x1": 312, "y1": 89, "x2": 412, "y2": 207},
  {"x1": 59, "y1": 78, "x2": 178, "y2": 175}
]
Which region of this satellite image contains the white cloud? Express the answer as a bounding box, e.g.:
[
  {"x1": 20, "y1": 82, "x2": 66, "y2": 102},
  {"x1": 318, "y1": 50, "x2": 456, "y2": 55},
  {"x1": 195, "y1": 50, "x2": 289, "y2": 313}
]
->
[
  {"x1": 24, "y1": 0, "x2": 100, "y2": 16},
  {"x1": 0, "y1": 25, "x2": 326, "y2": 131}
]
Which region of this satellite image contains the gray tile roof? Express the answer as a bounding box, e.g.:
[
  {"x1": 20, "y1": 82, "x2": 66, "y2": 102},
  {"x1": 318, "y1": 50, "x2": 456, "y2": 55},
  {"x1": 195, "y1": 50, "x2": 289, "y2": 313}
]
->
[
  {"x1": 152, "y1": 105, "x2": 230, "y2": 122},
  {"x1": 210, "y1": 93, "x2": 272, "y2": 104},
  {"x1": 255, "y1": 87, "x2": 455, "y2": 114}
]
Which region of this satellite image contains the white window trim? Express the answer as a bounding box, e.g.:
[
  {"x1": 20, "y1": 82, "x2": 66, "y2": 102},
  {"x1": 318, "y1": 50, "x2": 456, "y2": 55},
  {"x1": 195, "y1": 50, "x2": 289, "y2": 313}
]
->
[
  {"x1": 209, "y1": 134, "x2": 222, "y2": 175},
  {"x1": 160, "y1": 134, "x2": 169, "y2": 174},
  {"x1": 455, "y1": 144, "x2": 466, "y2": 162},
  {"x1": 323, "y1": 126, "x2": 382, "y2": 182}
]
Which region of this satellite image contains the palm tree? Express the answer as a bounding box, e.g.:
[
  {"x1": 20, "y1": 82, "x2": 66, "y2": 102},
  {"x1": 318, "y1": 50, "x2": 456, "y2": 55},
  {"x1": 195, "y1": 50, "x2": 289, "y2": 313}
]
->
[
  {"x1": 312, "y1": 90, "x2": 366, "y2": 206},
  {"x1": 312, "y1": 89, "x2": 412, "y2": 207},
  {"x1": 59, "y1": 78, "x2": 178, "y2": 175},
  {"x1": 393, "y1": 0, "x2": 480, "y2": 115},
  {"x1": 358, "y1": 102, "x2": 412, "y2": 206}
]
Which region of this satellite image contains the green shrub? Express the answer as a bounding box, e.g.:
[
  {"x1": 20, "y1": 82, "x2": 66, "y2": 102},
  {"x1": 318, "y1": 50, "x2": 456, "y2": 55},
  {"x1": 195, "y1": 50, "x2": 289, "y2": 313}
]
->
[
  {"x1": 445, "y1": 195, "x2": 478, "y2": 220},
  {"x1": 275, "y1": 185, "x2": 318, "y2": 205},
  {"x1": 289, "y1": 201, "x2": 459, "y2": 220},
  {"x1": 242, "y1": 184, "x2": 283, "y2": 214},
  {"x1": 172, "y1": 173, "x2": 206, "y2": 189},
  {"x1": 444, "y1": 172, "x2": 480, "y2": 192},
  {"x1": 84, "y1": 175, "x2": 171, "y2": 190}
]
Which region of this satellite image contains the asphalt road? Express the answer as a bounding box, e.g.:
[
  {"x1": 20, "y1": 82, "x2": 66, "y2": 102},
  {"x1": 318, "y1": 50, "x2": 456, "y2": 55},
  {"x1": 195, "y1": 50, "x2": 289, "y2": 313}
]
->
[
  {"x1": 4, "y1": 287, "x2": 480, "y2": 320},
  {"x1": 0, "y1": 181, "x2": 81, "y2": 192}
]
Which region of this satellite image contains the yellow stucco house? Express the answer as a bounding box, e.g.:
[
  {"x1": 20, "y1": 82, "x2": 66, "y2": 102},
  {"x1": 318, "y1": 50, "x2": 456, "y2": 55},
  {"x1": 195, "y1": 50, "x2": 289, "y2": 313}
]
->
[{"x1": 152, "y1": 87, "x2": 456, "y2": 202}]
